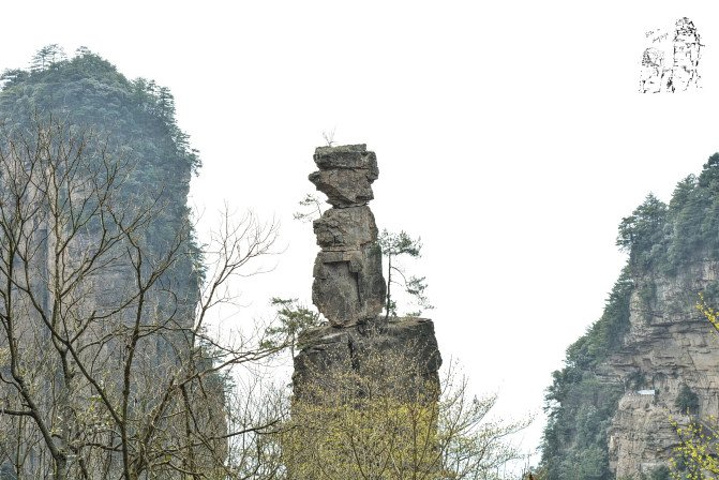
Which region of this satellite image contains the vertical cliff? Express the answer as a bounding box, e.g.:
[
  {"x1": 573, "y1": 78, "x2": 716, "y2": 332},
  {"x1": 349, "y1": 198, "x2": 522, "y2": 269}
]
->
[
  {"x1": 605, "y1": 261, "x2": 719, "y2": 478},
  {"x1": 0, "y1": 49, "x2": 224, "y2": 479},
  {"x1": 542, "y1": 155, "x2": 719, "y2": 479}
]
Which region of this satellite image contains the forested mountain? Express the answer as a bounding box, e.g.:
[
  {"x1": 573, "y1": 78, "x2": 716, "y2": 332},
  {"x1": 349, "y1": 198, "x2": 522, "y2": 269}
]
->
[
  {"x1": 0, "y1": 45, "x2": 200, "y2": 264},
  {"x1": 0, "y1": 47, "x2": 226, "y2": 480},
  {"x1": 541, "y1": 155, "x2": 719, "y2": 479}
]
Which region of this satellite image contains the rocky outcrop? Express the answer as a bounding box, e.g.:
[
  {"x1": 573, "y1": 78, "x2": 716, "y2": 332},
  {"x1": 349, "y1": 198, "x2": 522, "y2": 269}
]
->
[
  {"x1": 309, "y1": 145, "x2": 379, "y2": 208},
  {"x1": 294, "y1": 144, "x2": 441, "y2": 403},
  {"x1": 310, "y1": 145, "x2": 386, "y2": 327},
  {"x1": 293, "y1": 317, "x2": 442, "y2": 402},
  {"x1": 605, "y1": 261, "x2": 719, "y2": 478}
]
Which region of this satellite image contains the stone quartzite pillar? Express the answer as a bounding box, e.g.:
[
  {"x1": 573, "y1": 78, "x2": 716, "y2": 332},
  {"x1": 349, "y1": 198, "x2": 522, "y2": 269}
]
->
[
  {"x1": 293, "y1": 144, "x2": 442, "y2": 404},
  {"x1": 310, "y1": 144, "x2": 386, "y2": 327}
]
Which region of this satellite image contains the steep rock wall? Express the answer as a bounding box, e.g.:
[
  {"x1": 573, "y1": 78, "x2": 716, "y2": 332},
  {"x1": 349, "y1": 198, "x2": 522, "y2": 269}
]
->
[
  {"x1": 542, "y1": 162, "x2": 719, "y2": 480},
  {"x1": 606, "y1": 261, "x2": 719, "y2": 478}
]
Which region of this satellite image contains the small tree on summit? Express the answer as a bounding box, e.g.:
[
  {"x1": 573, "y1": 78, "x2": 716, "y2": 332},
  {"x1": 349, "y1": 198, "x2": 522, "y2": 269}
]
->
[
  {"x1": 616, "y1": 193, "x2": 669, "y2": 269},
  {"x1": 30, "y1": 44, "x2": 66, "y2": 72}
]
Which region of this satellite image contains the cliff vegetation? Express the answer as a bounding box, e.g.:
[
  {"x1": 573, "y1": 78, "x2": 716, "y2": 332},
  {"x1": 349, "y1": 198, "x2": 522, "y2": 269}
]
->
[
  {"x1": 541, "y1": 153, "x2": 719, "y2": 480},
  {"x1": 0, "y1": 46, "x2": 276, "y2": 480}
]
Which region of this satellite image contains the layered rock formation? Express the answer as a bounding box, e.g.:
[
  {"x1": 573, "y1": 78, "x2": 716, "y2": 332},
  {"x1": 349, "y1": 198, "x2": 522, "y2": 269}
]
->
[
  {"x1": 542, "y1": 264, "x2": 719, "y2": 479},
  {"x1": 294, "y1": 144, "x2": 441, "y2": 403},
  {"x1": 605, "y1": 263, "x2": 719, "y2": 478}
]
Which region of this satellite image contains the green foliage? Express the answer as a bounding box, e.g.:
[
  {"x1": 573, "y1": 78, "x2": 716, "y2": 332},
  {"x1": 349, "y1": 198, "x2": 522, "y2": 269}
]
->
[
  {"x1": 613, "y1": 155, "x2": 719, "y2": 275},
  {"x1": 701, "y1": 280, "x2": 719, "y2": 306},
  {"x1": 0, "y1": 69, "x2": 28, "y2": 89},
  {"x1": 638, "y1": 281, "x2": 657, "y2": 311},
  {"x1": 617, "y1": 193, "x2": 669, "y2": 271},
  {"x1": 667, "y1": 300, "x2": 719, "y2": 479},
  {"x1": 540, "y1": 271, "x2": 632, "y2": 480},
  {"x1": 292, "y1": 197, "x2": 434, "y2": 319},
  {"x1": 626, "y1": 370, "x2": 646, "y2": 390},
  {"x1": 30, "y1": 44, "x2": 66, "y2": 72},
  {"x1": 649, "y1": 465, "x2": 671, "y2": 480},
  {"x1": 282, "y1": 354, "x2": 528, "y2": 480},
  {"x1": 560, "y1": 269, "x2": 633, "y2": 372},
  {"x1": 292, "y1": 193, "x2": 324, "y2": 222},
  {"x1": 379, "y1": 229, "x2": 422, "y2": 258},
  {"x1": 378, "y1": 229, "x2": 433, "y2": 317},
  {"x1": 670, "y1": 416, "x2": 719, "y2": 479},
  {"x1": 0, "y1": 46, "x2": 204, "y2": 290},
  {"x1": 621, "y1": 155, "x2": 719, "y2": 274},
  {"x1": 262, "y1": 297, "x2": 322, "y2": 358},
  {"x1": 697, "y1": 153, "x2": 719, "y2": 190},
  {"x1": 675, "y1": 384, "x2": 700, "y2": 414}
]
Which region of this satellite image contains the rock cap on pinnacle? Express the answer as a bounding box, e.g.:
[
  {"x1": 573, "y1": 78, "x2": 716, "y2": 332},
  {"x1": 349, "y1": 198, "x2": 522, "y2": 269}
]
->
[{"x1": 310, "y1": 144, "x2": 379, "y2": 208}]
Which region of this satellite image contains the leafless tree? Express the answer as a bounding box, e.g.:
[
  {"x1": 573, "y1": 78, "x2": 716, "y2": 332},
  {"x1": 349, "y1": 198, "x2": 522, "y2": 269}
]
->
[
  {"x1": 281, "y1": 349, "x2": 531, "y2": 480},
  {"x1": 0, "y1": 117, "x2": 282, "y2": 480}
]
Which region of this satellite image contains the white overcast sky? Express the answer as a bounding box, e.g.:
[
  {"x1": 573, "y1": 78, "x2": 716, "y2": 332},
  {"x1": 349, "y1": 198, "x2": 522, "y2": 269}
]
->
[{"x1": 3, "y1": 0, "x2": 719, "y2": 458}]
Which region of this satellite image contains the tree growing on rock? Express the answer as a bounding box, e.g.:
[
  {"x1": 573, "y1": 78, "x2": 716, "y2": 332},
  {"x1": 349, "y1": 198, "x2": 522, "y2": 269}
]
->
[
  {"x1": 29, "y1": 44, "x2": 66, "y2": 72},
  {"x1": 292, "y1": 193, "x2": 324, "y2": 223},
  {"x1": 293, "y1": 197, "x2": 433, "y2": 320},
  {"x1": 378, "y1": 229, "x2": 433, "y2": 318},
  {"x1": 0, "y1": 48, "x2": 293, "y2": 480},
  {"x1": 262, "y1": 297, "x2": 323, "y2": 360}
]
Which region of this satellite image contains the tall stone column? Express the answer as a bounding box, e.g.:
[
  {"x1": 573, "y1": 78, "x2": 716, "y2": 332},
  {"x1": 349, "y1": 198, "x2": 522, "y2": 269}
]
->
[
  {"x1": 293, "y1": 144, "x2": 441, "y2": 402},
  {"x1": 309, "y1": 144, "x2": 386, "y2": 327}
]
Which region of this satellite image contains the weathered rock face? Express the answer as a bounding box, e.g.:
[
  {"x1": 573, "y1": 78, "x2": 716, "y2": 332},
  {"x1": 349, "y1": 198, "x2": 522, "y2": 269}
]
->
[
  {"x1": 605, "y1": 261, "x2": 719, "y2": 478},
  {"x1": 293, "y1": 317, "x2": 442, "y2": 403},
  {"x1": 310, "y1": 145, "x2": 386, "y2": 327},
  {"x1": 309, "y1": 145, "x2": 379, "y2": 208}
]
